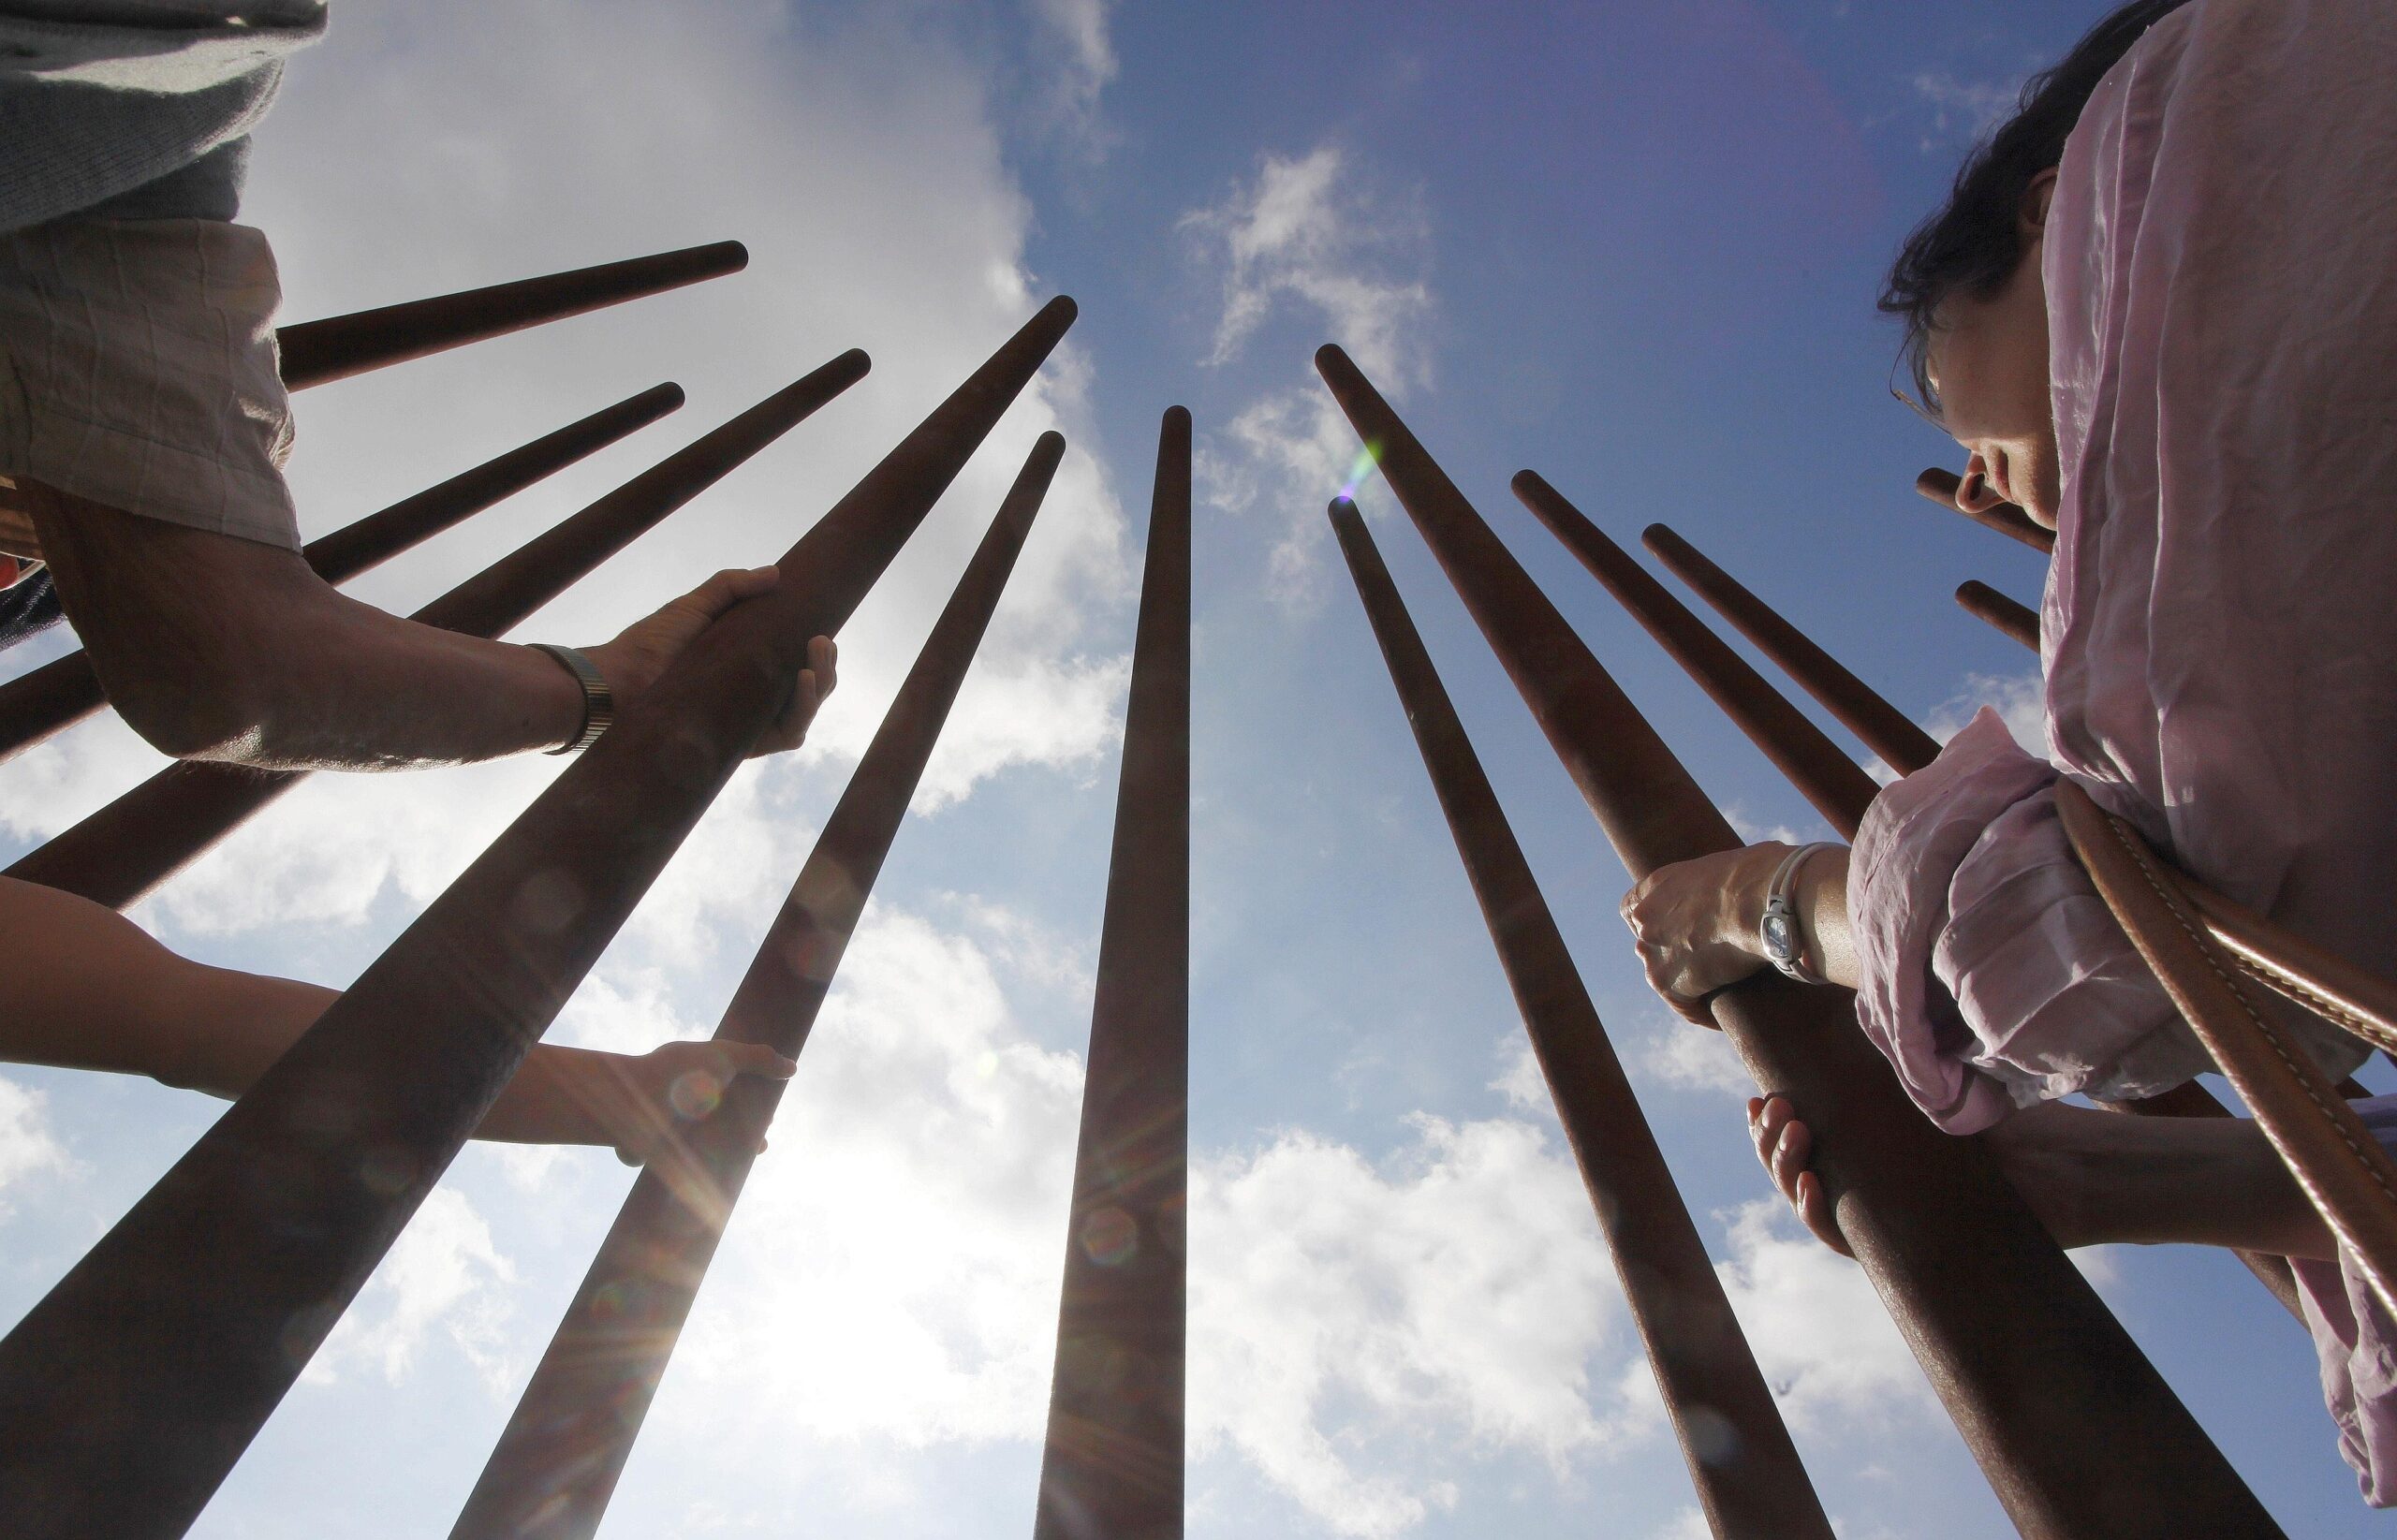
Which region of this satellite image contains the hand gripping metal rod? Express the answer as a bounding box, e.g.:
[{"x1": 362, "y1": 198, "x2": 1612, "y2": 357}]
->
[
  {"x1": 6, "y1": 354, "x2": 868, "y2": 911},
  {"x1": 0, "y1": 383, "x2": 685, "y2": 765},
  {"x1": 0, "y1": 297, "x2": 1071, "y2": 1540},
  {"x1": 449, "y1": 432, "x2": 1067, "y2": 1540},
  {"x1": 1314, "y1": 343, "x2": 2280, "y2": 1540},
  {"x1": 1329, "y1": 496, "x2": 1831, "y2": 1540},
  {"x1": 1031, "y1": 408, "x2": 1191, "y2": 1540}
]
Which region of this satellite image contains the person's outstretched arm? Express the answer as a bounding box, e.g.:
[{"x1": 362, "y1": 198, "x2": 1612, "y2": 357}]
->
[
  {"x1": 23, "y1": 480, "x2": 833, "y2": 770},
  {"x1": 0, "y1": 875, "x2": 792, "y2": 1163}
]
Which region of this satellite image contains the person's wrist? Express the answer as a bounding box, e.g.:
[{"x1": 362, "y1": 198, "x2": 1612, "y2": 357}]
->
[
  {"x1": 1723, "y1": 843, "x2": 1791, "y2": 954},
  {"x1": 528, "y1": 643, "x2": 613, "y2": 754}
]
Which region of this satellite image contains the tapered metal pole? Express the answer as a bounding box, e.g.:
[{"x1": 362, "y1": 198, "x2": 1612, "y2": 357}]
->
[
  {"x1": 1915, "y1": 468, "x2": 2054, "y2": 555},
  {"x1": 277, "y1": 242, "x2": 748, "y2": 390},
  {"x1": 1032, "y1": 407, "x2": 1189, "y2": 1540},
  {"x1": 450, "y1": 433, "x2": 1068, "y2": 1540},
  {"x1": 0, "y1": 384, "x2": 685, "y2": 766},
  {"x1": 0, "y1": 295, "x2": 1072, "y2": 1540},
  {"x1": 1641, "y1": 524, "x2": 1941, "y2": 776},
  {"x1": 1329, "y1": 498, "x2": 1831, "y2": 1540},
  {"x1": 1515, "y1": 473, "x2": 1879, "y2": 840},
  {"x1": 7, "y1": 355, "x2": 867, "y2": 911},
  {"x1": 1315, "y1": 345, "x2": 2280, "y2": 1540},
  {"x1": 1957, "y1": 580, "x2": 2039, "y2": 652}
]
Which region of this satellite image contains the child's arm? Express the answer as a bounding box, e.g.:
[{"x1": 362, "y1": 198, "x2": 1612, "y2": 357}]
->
[{"x1": 0, "y1": 876, "x2": 792, "y2": 1163}]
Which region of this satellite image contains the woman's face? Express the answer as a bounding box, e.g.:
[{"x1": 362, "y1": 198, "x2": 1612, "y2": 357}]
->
[{"x1": 1924, "y1": 169, "x2": 2062, "y2": 529}]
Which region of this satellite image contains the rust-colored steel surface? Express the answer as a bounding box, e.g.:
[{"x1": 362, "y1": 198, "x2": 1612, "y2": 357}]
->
[
  {"x1": 450, "y1": 433, "x2": 1068, "y2": 1540},
  {"x1": 0, "y1": 383, "x2": 684, "y2": 767},
  {"x1": 1957, "y1": 579, "x2": 2039, "y2": 652},
  {"x1": 0, "y1": 297, "x2": 1071, "y2": 1540},
  {"x1": 1328, "y1": 497, "x2": 1831, "y2": 1540},
  {"x1": 277, "y1": 242, "x2": 748, "y2": 389},
  {"x1": 7, "y1": 356, "x2": 865, "y2": 912},
  {"x1": 1514, "y1": 472, "x2": 1879, "y2": 840},
  {"x1": 1916, "y1": 467, "x2": 2055, "y2": 555},
  {"x1": 1032, "y1": 407, "x2": 1190, "y2": 1540},
  {"x1": 1642, "y1": 524, "x2": 1942, "y2": 777},
  {"x1": 1315, "y1": 344, "x2": 2281, "y2": 1540}
]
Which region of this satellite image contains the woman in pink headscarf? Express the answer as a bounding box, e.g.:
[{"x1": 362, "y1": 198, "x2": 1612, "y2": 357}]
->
[{"x1": 1620, "y1": 0, "x2": 2397, "y2": 1502}]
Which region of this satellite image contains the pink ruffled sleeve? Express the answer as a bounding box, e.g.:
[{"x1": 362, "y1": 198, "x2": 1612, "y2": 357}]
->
[{"x1": 1849, "y1": 711, "x2": 2205, "y2": 1133}]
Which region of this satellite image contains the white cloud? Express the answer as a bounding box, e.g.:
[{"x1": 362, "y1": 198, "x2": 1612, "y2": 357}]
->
[
  {"x1": 308, "y1": 1184, "x2": 520, "y2": 1392},
  {"x1": 640, "y1": 902, "x2": 1085, "y2": 1453},
  {"x1": 1028, "y1": 0, "x2": 1118, "y2": 157},
  {"x1": 1191, "y1": 1116, "x2": 1638, "y2": 1538},
  {"x1": 1490, "y1": 1035, "x2": 1550, "y2": 1113},
  {"x1": 1713, "y1": 1199, "x2": 1934, "y2": 1430},
  {"x1": 1183, "y1": 145, "x2": 1434, "y2": 605},
  {"x1": 1923, "y1": 669, "x2": 2046, "y2": 757},
  {"x1": 1636, "y1": 1020, "x2": 1755, "y2": 1099},
  {"x1": 0, "y1": 1076, "x2": 70, "y2": 1214},
  {"x1": 1911, "y1": 70, "x2": 2019, "y2": 153},
  {"x1": 1184, "y1": 146, "x2": 1431, "y2": 385}
]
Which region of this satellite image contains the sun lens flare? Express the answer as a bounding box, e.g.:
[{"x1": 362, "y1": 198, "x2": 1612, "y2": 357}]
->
[{"x1": 1336, "y1": 439, "x2": 1384, "y2": 501}]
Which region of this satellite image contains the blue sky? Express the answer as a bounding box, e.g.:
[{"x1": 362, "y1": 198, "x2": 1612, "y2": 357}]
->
[{"x1": 0, "y1": 1, "x2": 2384, "y2": 1535}]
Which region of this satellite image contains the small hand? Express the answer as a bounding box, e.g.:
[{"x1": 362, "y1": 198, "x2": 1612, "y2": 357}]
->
[
  {"x1": 1749, "y1": 1094, "x2": 1850, "y2": 1256},
  {"x1": 581, "y1": 567, "x2": 839, "y2": 756},
  {"x1": 1620, "y1": 842, "x2": 1789, "y2": 1025},
  {"x1": 580, "y1": 1037, "x2": 798, "y2": 1167}
]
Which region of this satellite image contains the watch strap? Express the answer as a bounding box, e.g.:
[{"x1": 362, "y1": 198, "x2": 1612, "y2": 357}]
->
[
  {"x1": 1760, "y1": 842, "x2": 1836, "y2": 984},
  {"x1": 531, "y1": 643, "x2": 614, "y2": 755}
]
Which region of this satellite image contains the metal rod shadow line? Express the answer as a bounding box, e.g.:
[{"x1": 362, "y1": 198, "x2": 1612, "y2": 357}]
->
[
  {"x1": 1916, "y1": 468, "x2": 2055, "y2": 555},
  {"x1": 1631, "y1": 529, "x2": 2313, "y2": 1318},
  {"x1": 1958, "y1": 580, "x2": 2040, "y2": 652},
  {"x1": 1328, "y1": 497, "x2": 1832, "y2": 1540},
  {"x1": 1513, "y1": 472, "x2": 1879, "y2": 840},
  {"x1": 1031, "y1": 407, "x2": 1190, "y2": 1540},
  {"x1": 449, "y1": 432, "x2": 1068, "y2": 1540},
  {"x1": 277, "y1": 242, "x2": 748, "y2": 390},
  {"x1": 1314, "y1": 343, "x2": 2281, "y2": 1540},
  {"x1": 0, "y1": 291, "x2": 1072, "y2": 1540},
  {"x1": 1640, "y1": 523, "x2": 1941, "y2": 776},
  {"x1": 0, "y1": 383, "x2": 685, "y2": 767},
  {"x1": 6, "y1": 354, "x2": 867, "y2": 912}
]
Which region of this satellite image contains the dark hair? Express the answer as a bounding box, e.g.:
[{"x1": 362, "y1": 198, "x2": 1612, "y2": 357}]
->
[{"x1": 1881, "y1": 0, "x2": 2196, "y2": 415}]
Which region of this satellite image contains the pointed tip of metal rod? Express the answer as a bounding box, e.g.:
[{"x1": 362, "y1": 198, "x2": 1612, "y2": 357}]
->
[
  {"x1": 716, "y1": 240, "x2": 752, "y2": 271},
  {"x1": 1916, "y1": 465, "x2": 1962, "y2": 503},
  {"x1": 1508, "y1": 467, "x2": 1548, "y2": 499},
  {"x1": 1161, "y1": 403, "x2": 1191, "y2": 432},
  {"x1": 648, "y1": 382, "x2": 688, "y2": 412},
  {"x1": 1042, "y1": 294, "x2": 1080, "y2": 325},
  {"x1": 1314, "y1": 342, "x2": 1350, "y2": 375},
  {"x1": 1640, "y1": 521, "x2": 1676, "y2": 553}
]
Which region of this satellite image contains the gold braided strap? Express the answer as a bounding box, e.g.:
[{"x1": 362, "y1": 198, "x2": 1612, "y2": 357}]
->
[{"x1": 2056, "y1": 781, "x2": 2397, "y2": 1315}]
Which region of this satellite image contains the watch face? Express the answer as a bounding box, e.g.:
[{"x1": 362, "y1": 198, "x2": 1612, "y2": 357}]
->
[{"x1": 1762, "y1": 911, "x2": 1794, "y2": 960}]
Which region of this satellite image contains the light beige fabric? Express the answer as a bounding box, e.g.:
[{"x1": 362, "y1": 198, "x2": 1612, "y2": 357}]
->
[{"x1": 0, "y1": 214, "x2": 298, "y2": 549}]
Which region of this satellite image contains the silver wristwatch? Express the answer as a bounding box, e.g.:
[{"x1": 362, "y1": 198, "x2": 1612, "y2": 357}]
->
[
  {"x1": 531, "y1": 643, "x2": 615, "y2": 755},
  {"x1": 1759, "y1": 842, "x2": 1837, "y2": 985}
]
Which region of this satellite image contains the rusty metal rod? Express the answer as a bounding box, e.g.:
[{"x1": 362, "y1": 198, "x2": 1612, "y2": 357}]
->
[
  {"x1": 1315, "y1": 344, "x2": 2279, "y2": 1540},
  {"x1": 1958, "y1": 579, "x2": 2039, "y2": 652},
  {"x1": 277, "y1": 242, "x2": 748, "y2": 390},
  {"x1": 0, "y1": 384, "x2": 686, "y2": 767},
  {"x1": 7, "y1": 355, "x2": 866, "y2": 911},
  {"x1": 1329, "y1": 496, "x2": 1831, "y2": 1540},
  {"x1": 1917, "y1": 467, "x2": 2055, "y2": 555},
  {"x1": 1515, "y1": 473, "x2": 1879, "y2": 840},
  {"x1": 450, "y1": 432, "x2": 1067, "y2": 1540},
  {"x1": 1642, "y1": 524, "x2": 1942, "y2": 776},
  {"x1": 0, "y1": 298, "x2": 1069, "y2": 1540},
  {"x1": 1032, "y1": 407, "x2": 1190, "y2": 1540}
]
